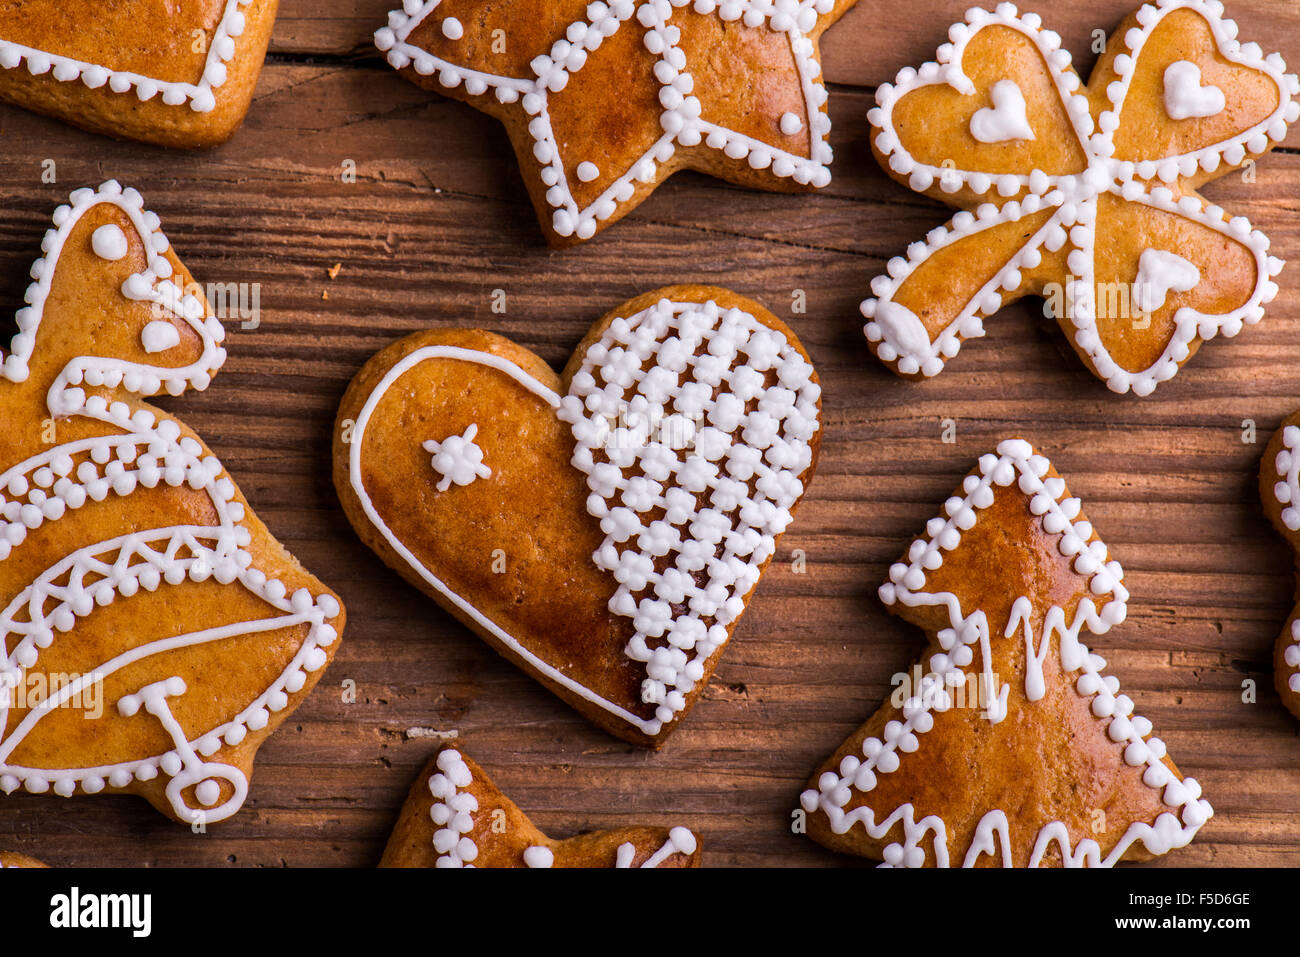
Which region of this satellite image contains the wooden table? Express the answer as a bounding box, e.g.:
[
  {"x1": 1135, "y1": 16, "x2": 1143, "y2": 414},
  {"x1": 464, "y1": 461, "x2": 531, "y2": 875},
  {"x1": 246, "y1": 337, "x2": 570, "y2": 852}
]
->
[{"x1": 0, "y1": 0, "x2": 1297, "y2": 868}]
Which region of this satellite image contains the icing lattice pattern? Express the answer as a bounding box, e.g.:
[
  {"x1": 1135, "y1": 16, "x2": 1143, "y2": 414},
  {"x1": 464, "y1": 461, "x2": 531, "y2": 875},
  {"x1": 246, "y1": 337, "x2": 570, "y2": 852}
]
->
[{"x1": 557, "y1": 298, "x2": 819, "y2": 730}]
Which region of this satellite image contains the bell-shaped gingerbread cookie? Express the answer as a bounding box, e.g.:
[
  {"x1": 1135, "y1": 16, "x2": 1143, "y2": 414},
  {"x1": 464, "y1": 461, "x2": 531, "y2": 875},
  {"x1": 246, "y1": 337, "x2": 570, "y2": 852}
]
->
[
  {"x1": 800, "y1": 439, "x2": 1212, "y2": 867},
  {"x1": 381, "y1": 746, "x2": 699, "y2": 868},
  {"x1": 0, "y1": 181, "x2": 344, "y2": 826}
]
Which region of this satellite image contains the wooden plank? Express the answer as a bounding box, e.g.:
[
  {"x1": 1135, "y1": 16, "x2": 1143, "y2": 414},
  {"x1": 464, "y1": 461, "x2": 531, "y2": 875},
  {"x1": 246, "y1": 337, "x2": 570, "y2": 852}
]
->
[{"x1": 0, "y1": 0, "x2": 1298, "y2": 868}]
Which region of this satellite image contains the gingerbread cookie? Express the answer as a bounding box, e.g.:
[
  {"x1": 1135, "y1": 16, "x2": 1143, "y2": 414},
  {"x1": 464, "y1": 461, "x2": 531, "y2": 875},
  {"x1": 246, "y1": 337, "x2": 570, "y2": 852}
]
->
[
  {"x1": 0, "y1": 181, "x2": 344, "y2": 825},
  {"x1": 0, "y1": 851, "x2": 47, "y2": 867},
  {"x1": 334, "y1": 286, "x2": 821, "y2": 746},
  {"x1": 799, "y1": 439, "x2": 1212, "y2": 866},
  {"x1": 1260, "y1": 415, "x2": 1300, "y2": 720},
  {"x1": 374, "y1": 0, "x2": 856, "y2": 245},
  {"x1": 0, "y1": 0, "x2": 279, "y2": 147},
  {"x1": 860, "y1": 1, "x2": 1297, "y2": 395},
  {"x1": 381, "y1": 747, "x2": 700, "y2": 867}
]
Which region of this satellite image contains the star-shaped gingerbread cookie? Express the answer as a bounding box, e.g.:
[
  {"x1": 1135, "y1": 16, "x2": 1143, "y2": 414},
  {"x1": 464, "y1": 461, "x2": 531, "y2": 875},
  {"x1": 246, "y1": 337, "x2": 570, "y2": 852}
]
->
[
  {"x1": 374, "y1": 0, "x2": 857, "y2": 244},
  {"x1": 860, "y1": 1, "x2": 1297, "y2": 395},
  {"x1": 800, "y1": 439, "x2": 1212, "y2": 867},
  {"x1": 381, "y1": 747, "x2": 700, "y2": 867}
]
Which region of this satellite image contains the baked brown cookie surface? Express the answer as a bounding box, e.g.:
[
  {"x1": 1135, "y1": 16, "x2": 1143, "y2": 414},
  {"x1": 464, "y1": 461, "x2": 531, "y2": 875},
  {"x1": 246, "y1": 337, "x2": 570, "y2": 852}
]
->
[
  {"x1": 381, "y1": 746, "x2": 699, "y2": 868},
  {"x1": 0, "y1": 0, "x2": 279, "y2": 146},
  {"x1": 0, "y1": 182, "x2": 345, "y2": 825},
  {"x1": 334, "y1": 285, "x2": 821, "y2": 747},
  {"x1": 0, "y1": 851, "x2": 47, "y2": 867},
  {"x1": 800, "y1": 438, "x2": 1212, "y2": 867}
]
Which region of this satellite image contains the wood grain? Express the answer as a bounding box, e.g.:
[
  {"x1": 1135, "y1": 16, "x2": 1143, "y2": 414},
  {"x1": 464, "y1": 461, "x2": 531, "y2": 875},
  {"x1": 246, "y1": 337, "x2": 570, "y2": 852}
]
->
[{"x1": 0, "y1": 0, "x2": 1297, "y2": 868}]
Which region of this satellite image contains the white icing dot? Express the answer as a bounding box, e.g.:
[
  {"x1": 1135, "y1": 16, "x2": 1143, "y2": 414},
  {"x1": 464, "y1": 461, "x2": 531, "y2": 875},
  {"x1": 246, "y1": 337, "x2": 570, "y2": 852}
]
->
[
  {"x1": 780, "y1": 112, "x2": 803, "y2": 136},
  {"x1": 576, "y1": 161, "x2": 601, "y2": 183},
  {"x1": 442, "y1": 17, "x2": 464, "y2": 40},
  {"x1": 195, "y1": 779, "x2": 222, "y2": 807},
  {"x1": 141, "y1": 320, "x2": 182, "y2": 354},
  {"x1": 91, "y1": 224, "x2": 129, "y2": 261}
]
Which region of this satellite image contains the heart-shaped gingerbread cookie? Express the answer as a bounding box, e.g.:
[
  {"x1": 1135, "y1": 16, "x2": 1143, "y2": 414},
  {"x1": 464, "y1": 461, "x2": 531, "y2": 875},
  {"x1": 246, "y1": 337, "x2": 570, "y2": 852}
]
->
[
  {"x1": 800, "y1": 439, "x2": 1212, "y2": 867},
  {"x1": 860, "y1": 1, "x2": 1298, "y2": 395},
  {"x1": 334, "y1": 286, "x2": 822, "y2": 746},
  {"x1": 380, "y1": 746, "x2": 699, "y2": 868}
]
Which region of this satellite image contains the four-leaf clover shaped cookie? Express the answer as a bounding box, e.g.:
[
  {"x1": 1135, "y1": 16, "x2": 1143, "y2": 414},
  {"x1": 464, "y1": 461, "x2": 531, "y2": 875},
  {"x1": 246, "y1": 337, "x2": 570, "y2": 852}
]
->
[
  {"x1": 861, "y1": 0, "x2": 1298, "y2": 395},
  {"x1": 375, "y1": 0, "x2": 856, "y2": 244}
]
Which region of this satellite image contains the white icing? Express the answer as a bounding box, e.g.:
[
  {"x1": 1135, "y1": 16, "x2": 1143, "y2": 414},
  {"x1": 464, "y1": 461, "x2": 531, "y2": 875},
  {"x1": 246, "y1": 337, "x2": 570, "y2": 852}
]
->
[
  {"x1": 800, "y1": 438, "x2": 1213, "y2": 867},
  {"x1": 428, "y1": 749, "x2": 694, "y2": 868},
  {"x1": 1133, "y1": 248, "x2": 1200, "y2": 314},
  {"x1": 0, "y1": 182, "x2": 341, "y2": 824},
  {"x1": 969, "y1": 79, "x2": 1035, "y2": 143},
  {"x1": 374, "y1": 0, "x2": 837, "y2": 240},
  {"x1": 140, "y1": 320, "x2": 182, "y2": 355},
  {"x1": 616, "y1": 826, "x2": 698, "y2": 867},
  {"x1": 428, "y1": 749, "x2": 479, "y2": 867},
  {"x1": 351, "y1": 297, "x2": 818, "y2": 737},
  {"x1": 780, "y1": 111, "x2": 803, "y2": 135},
  {"x1": 1270, "y1": 424, "x2": 1300, "y2": 693},
  {"x1": 872, "y1": 301, "x2": 932, "y2": 357},
  {"x1": 423, "y1": 423, "x2": 491, "y2": 491},
  {"x1": 1164, "y1": 60, "x2": 1226, "y2": 120},
  {"x1": 861, "y1": 0, "x2": 1297, "y2": 396},
  {"x1": 91, "y1": 224, "x2": 128, "y2": 261},
  {"x1": 441, "y1": 16, "x2": 463, "y2": 40},
  {"x1": 0, "y1": 0, "x2": 259, "y2": 114},
  {"x1": 556, "y1": 298, "x2": 819, "y2": 727},
  {"x1": 523, "y1": 845, "x2": 554, "y2": 868}
]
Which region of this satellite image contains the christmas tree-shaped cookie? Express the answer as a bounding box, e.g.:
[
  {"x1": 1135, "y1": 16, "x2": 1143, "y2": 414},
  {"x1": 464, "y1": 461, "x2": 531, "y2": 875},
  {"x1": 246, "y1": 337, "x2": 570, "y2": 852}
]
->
[{"x1": 800, "y1": 439, "x2": 1212, "y2": 867}]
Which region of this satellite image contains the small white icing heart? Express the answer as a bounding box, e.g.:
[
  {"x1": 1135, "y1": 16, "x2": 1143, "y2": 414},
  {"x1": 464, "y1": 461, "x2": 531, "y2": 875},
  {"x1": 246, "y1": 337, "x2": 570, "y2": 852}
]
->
[
  {"x1": 1133, "y1": 248, "x2": 1200, "y2": 314},
  {"x1": 874, "y1": 301, "x2": 933, "y2": 357},
  {"x1": 1163, "y1": 61, "x2": 1226, "y2": 120},
  {"x1": 969, "y1": 80, "x2": 1036, "y2": 144}
]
